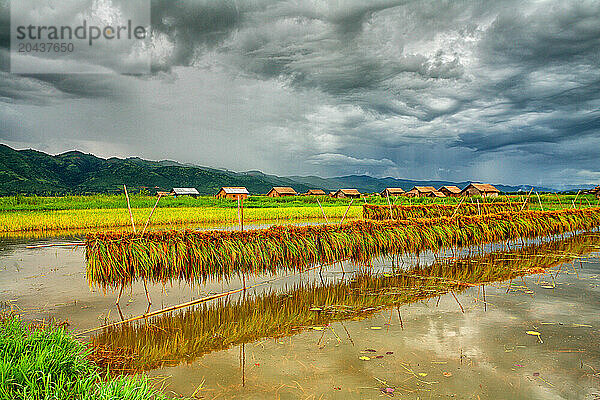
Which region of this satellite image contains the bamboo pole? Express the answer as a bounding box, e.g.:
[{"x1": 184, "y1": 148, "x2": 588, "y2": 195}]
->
[
  {"x1": 141, "y1": 194, "x2": 162, "y2": 235},
  {"x1": 451, "y1": 197, "x2": 465, "y2": 218},
  {"x1": 536, "y1": 192, "x2": 544, "y2": 211},
  {"x1": 340, "y1": 198, "x2": 354, "y2": 225},
  {"x1": 555, "y1": 193, "x2": 563, "y2": 208},
  {"x1": 520, "y1": 187, "x2": 534, "y2": 212},
  {"x1": 26, "y1": 242, "x2": 85, "y2": 249},
  {"x1": 240, "y1": 196, "x2": 244, "y2": 232},
  {"x1": 316, "y1": 197, "x2": 329, "y2": 224},
  {"x1": 123, "y1": 185, "x2": 136, "y2": 233},
  {"x1": 386, "y1": 192, "x2": 393, "y2": 219},
  {"x1": 237, "y1": 197, "x2": 241, "y2": 228},
  {"x1": 572, "y1": 190, "x2": 581, "y2": 208}
]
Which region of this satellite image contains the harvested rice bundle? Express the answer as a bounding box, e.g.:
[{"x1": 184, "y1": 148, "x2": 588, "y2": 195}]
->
[
  {"x1": 85, "y1": 208, "x2": 600, "y2": 289},
  {"x1": 363, "y1": 202, "x2": 525, "y2": 220}
]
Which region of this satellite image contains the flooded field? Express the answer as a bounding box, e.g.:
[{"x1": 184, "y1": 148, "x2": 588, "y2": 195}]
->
[{"x1": 1, "y1": 225, "x2": 600, "y2": 399}]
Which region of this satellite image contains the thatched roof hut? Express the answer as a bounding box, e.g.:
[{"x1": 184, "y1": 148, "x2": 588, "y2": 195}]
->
[
  {"x1": 333, "y1": 189, "x2": 361, "y2": 199},
  {"x1": 171, "y1": 188, "x2": 200, "y2": 198},
  {"x1": 380, "y1": 188, "x2": 405, "y2": 197},
  {"x1": 216, "y1": 187, "x2": 249, "y2": 200},
  {"x1": 266, "y1": 187, "x2": 297, "y2": 197},
  {"x1": 405, "y1": 186, "x2": 436, "y2": 198},
  {"x1": 438, "y1": 186, "x2": 461, "y2": 197},
  {"x1": 461, "y1": 183, "x2": 500, "y2": 197}
]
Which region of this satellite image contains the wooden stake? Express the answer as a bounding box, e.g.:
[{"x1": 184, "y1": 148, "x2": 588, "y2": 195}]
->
[
  {"x1": 316, "y1": 197, "x2": 329, "y2": 224},
  {"x1": 240, "y1": 196, "x2": 244, "y2": 232},
  {"x1": 340, "y1": 198, "x2": 354, "y2": 225},
  {"x1": 555, "y1": 193, "x2": 563, "y2": 208},
  {"x1": 536, "y1": 192, "x2": 544, "y2": 211},
  {"x1": 237, "y1": 197, "x2": 242, "y2": 228},
  {"x1": 115, "y1": 282, "x2": 124, "y2": 305},
  {"x1": 572, "y1": 190, "x2": 581, "y2": 208},
  {"x1": 26, "y1": 242, "x2": 85, "y2": 249},
  {"x1": 451, "y1": 197, "x2": 465, "y2": 218},
  {"x1": 520, "y1": 187, "x2": 533, "y2": 212},
  {"x1": 124, "y1": 185, "x2": 136, "y2": 233},
  {"x1": 450, "y1": 291, "x2": 465, "y2": 313},
  {"x1": 141, "y1": 194, "x2": 162, "y2": 235},
  {"x1": 143, "y1": 278, "x2": 152, "y2": 305}
]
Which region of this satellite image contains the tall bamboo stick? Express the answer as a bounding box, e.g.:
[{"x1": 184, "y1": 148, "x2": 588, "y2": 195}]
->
[
  {"x1": 124, "y1": 185, "x2": 136, "y2": 233},
  {"x1": 316, "y1": 197, "x2": 329, "y2": 224},
  {"x1": 340, "y1": 198, "x2": 354, "y2": 225},
  {"x1": 141, "y1": 194, "x2": 162, "y2": 235}
]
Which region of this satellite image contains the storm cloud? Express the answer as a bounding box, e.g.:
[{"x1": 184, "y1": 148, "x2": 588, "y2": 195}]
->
[{"x1": 1, "y1": 0, "x2": 599, "y2": 188}]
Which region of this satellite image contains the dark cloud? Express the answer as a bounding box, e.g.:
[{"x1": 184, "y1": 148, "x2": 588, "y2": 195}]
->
[{"x1": 1, "y1": 0, "x2": 599, "y2": 187}]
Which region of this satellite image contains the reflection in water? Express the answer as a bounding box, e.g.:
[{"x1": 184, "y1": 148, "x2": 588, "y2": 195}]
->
[{"x1": 91, "y1": 232, "x2": 599, "y2": 375}]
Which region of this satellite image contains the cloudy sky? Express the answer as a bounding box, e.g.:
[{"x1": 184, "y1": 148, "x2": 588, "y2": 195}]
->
[{"x1": 1, "y1": 0, "x2": 599, "y2": 187}]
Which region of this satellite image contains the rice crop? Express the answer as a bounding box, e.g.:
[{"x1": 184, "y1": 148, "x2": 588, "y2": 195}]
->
[
  {"x1": 0, "y1": 205, "x2": 361, "y2": 233},
  {"x1": 85, "y1": 207, "x2": 600, "y2": 289},
  {"x1": 89, "y1": 231, "x2": 597, "y2": 373},
  {"x1": 363, "y1": 202, "x2": 526, "y2": 220}
]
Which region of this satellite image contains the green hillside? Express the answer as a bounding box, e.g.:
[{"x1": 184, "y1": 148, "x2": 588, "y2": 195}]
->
[{"x1": 0, "y1": 145, "x2": 311, "y2": 195}]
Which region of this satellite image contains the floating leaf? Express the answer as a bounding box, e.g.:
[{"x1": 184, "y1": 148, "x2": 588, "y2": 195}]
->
[
  {"x1": 418, "y1": 373, "x2": 428, "y2": 377},
  {"x1": 370, "y1": 326, "x2": 382, "y2": 330},
  {"x1": 526, "y1": 331, "x2": 540, "y2": 336},
  {"x1": 442, "y1": 372, "x2": 453, "y2": 377},
  {"x1": 359, "y1": 356, "x2": 371, "y2": 361}
]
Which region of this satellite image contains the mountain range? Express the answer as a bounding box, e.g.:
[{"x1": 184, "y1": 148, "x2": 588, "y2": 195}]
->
[{"x1": 0, "y1": 144, "x2": 573, "y2": 195}]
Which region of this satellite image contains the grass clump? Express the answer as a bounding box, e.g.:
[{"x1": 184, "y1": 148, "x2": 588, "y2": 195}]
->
[{"x1": 0, "y1": 315, "x2": 180, "y2": 400}]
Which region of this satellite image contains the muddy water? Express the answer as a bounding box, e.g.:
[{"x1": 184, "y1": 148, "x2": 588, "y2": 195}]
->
[{"x1": 1, "y1": 228, "x2": 599, "y2": 399}]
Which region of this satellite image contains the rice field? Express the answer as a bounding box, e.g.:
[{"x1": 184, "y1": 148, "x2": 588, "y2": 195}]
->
[
  {"x1": 0, "y1": 206, "x2": 361, "y2": 233},
  {"x1": 1, "y1": 193, "x2": 596, "y2": 233}
]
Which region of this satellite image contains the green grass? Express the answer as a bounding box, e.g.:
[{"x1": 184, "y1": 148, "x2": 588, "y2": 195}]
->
[{"x1": 0, "y1": 315, "x2": 182, "y2": 400}]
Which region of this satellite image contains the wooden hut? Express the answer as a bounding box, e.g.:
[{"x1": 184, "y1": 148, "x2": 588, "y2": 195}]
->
[
  {"x1": 438, "y1": 185, "x2": 461, "y2": 197},
  {"x1": 266, "y1": 187, "x2": 297, "y2": 197},
  {"x1": 171, "y1": 188, "x2": 200, "y2": 198},
  {"x1": 461, "y1": 183, "x2": 500, "y2": 198},
  {"x1": 405, "y1": 186, "x2": 436, "y2": 198},
  {"x1": 427, "y1": 190, "x2": 446, "y2": 198},
  {"x1": 305, "y1": 189, "x2": 327, "y2": 196},
  {"x1": 588, "y1": 186, "x2": 600, "y2": 199},
  {"x1": 380, "y1": 188, "x2": 405, "y2": 197},
  {"x1": 333, "y1": 189, "x2": 362, "y2": 199},
  {"x1": 215, "y1": 187, "x2": 249, "y2": 200}
]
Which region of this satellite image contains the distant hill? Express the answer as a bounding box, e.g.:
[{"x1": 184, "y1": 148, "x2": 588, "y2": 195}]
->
[
  {"x1": 0, "y1": 144, "x2": 311, "y2": 195},
  {"x1": 0, "y1": 144, "x2": 562, "y2": 195}
]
